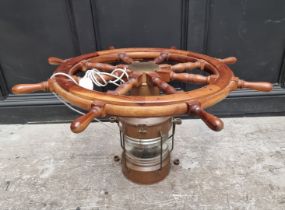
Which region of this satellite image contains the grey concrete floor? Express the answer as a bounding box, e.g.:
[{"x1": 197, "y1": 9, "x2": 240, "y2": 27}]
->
[{"x1": 0, "y1": 117, "x2": 285, "y2": 210}]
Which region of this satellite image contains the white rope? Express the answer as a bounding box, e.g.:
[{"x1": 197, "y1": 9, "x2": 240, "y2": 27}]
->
[
  {"x1": 50, "y1": 72, "x2": 78, "y2": 84},
  {"x1": 50, "y1": 73, "x2": 85, "y2": 115},
  {"x1": 83, "y1": 67, "x2": 128, "y2": 87},
  {"x1": 49, "y1": 69, "x2": 128, "y2": 131}
]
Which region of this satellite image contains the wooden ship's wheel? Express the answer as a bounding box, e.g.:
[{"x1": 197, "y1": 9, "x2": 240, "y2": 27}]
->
[{"x1": 12, "y1": 48, "x2": 272, "y2": 184}]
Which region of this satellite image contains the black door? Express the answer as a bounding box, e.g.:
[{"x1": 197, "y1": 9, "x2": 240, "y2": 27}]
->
[{"x1": 0, "y1": 0, "x2": 284, "y2": 123}]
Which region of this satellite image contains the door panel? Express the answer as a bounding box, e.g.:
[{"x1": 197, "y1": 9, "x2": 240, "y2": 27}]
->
[
  {"x1": 0, "y1": 0, "x2": 284, "y2": 123},
  {"x1": 91, "y1": 0, "x2": 183, "y2": 49},
  {"x1": 0, "y1": 0, "x2": 79, "y2": 91},
  {"x1": 205, "y1": 0, "x2": 285, "y2": 83}
]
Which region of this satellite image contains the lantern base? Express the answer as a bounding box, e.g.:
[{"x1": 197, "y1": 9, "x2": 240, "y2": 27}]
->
[{"x1": 121, "y1": 152, "x2": 171, "y2": 184}]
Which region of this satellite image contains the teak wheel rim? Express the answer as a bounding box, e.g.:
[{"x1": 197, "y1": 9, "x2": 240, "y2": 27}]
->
[
  {"x1": 48, "y1": 48, "x2": 236, "y2": 117},
  {"x1": 12, "y1": 47, "x2": 272, "y2": 132}
]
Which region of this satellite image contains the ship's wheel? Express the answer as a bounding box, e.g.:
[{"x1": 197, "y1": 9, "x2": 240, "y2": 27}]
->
[
  {"x1": 12, "y1": 47, "x2": 273, "y2": 184},
  {"x1": 12, "y1": 48, "x2": 272, "y2": 133}
]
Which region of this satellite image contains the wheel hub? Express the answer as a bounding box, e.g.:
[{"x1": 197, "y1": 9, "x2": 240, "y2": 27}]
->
[{"x1": 128, "y1": 61, "x2": 159, "y2": 72}]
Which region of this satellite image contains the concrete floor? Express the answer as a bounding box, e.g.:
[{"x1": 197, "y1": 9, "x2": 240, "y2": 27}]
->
[{"x1": 0, "y1": 117, "x2": 284, "y2": 210}]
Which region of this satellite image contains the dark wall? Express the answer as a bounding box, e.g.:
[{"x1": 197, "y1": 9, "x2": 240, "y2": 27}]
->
[{"x1": 0, "y1": 0, "x2": 285, "y2": 123}]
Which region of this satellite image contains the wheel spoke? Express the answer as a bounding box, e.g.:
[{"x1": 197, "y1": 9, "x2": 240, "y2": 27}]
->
[
  {"x1": 154, "y1": 52, "x2": 169, "y2": 64},
  {"x1": 187, "y1": 101, "x2": 224, "y2": 131},
  {"x1": 92, "y1": 70, "x2": 130, "y2": 84},
  {"x1": 70, "y1": 104, "x2": 104, "y2": 133},
  {"x1": 68, "y1": 61, "x2": 87, "y2": 74},
  {"x1": 149, "y1": 75, "x2": 177, "y2": 94},
  {"x1": 170, "y1": 57, "x2": 237, "y2": 73},
  {"x1": 217, "y1": 57, "x2": 237, "y2": 65},
  {"x1": 236, "y1": 78, "x2": 272, "y2": 92},
  {"x1": 12, "y1": 81, "x2": 49, "y2": 94},
  {"x1": 170, "y1": 72, "x2": 216, "y2": 84},
  {"x1": 81, "y1": 61, "x2": 129, "y2": 72},
  {"x1": 48, "y1": 57, "x2": 64, "y2": 65},
  {"x1": 107, "y1": 77, "x2": 139, "y2": 95},
  {"x1": 85, "y1": 62, "x2": 116, "y2": 72},
  {"x1": 118, "y1": 53, "x2": 134, "y2": 64},
  {"x1": 170, "y1": 61, "x2": 202, "y2": 72}
]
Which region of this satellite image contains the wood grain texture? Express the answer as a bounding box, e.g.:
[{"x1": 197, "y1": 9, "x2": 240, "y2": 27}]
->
[
  {"x1": 107, "y1": 78, "x2": 139, "y2": 95},
  {"x1": 238, "y1": 80, "x2": 272, "y2": 92},
  {"x1": 171, "y1": 62, "x2": 201, "y2": 72},
  {"x1": 70, "y1": 106, "x2": 103, "y2": 133},
  {"x1": 12, "y1": 48, "x2": 272, "y2": 119},
  {"x1": 154, "y1": 52, "x2": 169, "y2": 64},
  {"x1": 170, "y1": 73, "x2": 216, "y2": 84},
  {"x1": 48, "y1": 57, "x2": 65, "y2": 65},
  {"x1": 85, "y1": 62, "x2": 116, "y2": 71},
  {"x1": 187, "y1": 101, "x2": 224, "y2": 131},
  {"x1": 12, "y1": 81, "x2": 49, "y2": 94},
  {"x1": 151, "y1": 76, "x2": 177, "y2": 94},
  {"x1": 218, "y1": 57, "x2": 237, "y2": 65},
  {"x1": 118, "y1": 53, "x2": 134, "y2": 64},
  {"x1": 51, "y1": 48, "x2": 235, "y2": 115}
]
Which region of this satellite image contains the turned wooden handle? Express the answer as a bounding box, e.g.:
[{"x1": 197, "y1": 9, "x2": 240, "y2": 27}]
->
[
  {"x1": 171, "y1": 73, "x2": 211, "y2": 84},
  {"x1": 238, "y1": 80, "x2": 272, "y2": 92},
  {"x1": 154, "y1": 52, "x2": 169, "y2": 64},
  {"x1": 70, "y1": 106, "x2": 103, "y2": 133},
  {"x1": 12, "y1": 81, "x2": 49, "y2": 94},
  {"x1": 218, "y1": 57, "x2": 237, "y2": 65},
  {"x1": 118, "y1": 53, "x2": 134, "y2": 64},
  {"x1": 187, "y1": 101, "x2": 224, "y2": 131},
  {"x1": 171, "y1": 62, "x2": 201, "y2": 72},
  {"x1": 48, "y1": 57, "x2": 64, "y2": 65},
  {"x1": 86, "y1": 62, "x2": 116, "y2": 71},
  {"x1": 107, "y1": 78, "x2": 139, "y2": 95},
  {"x1": 151, "y1": 77, "x2": 177, "y2": 94}
]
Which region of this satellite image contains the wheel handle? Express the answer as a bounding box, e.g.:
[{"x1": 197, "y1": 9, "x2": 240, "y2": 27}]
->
[{"x1": 187, "y1": 101, "x2": 224, "y2": 131}]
